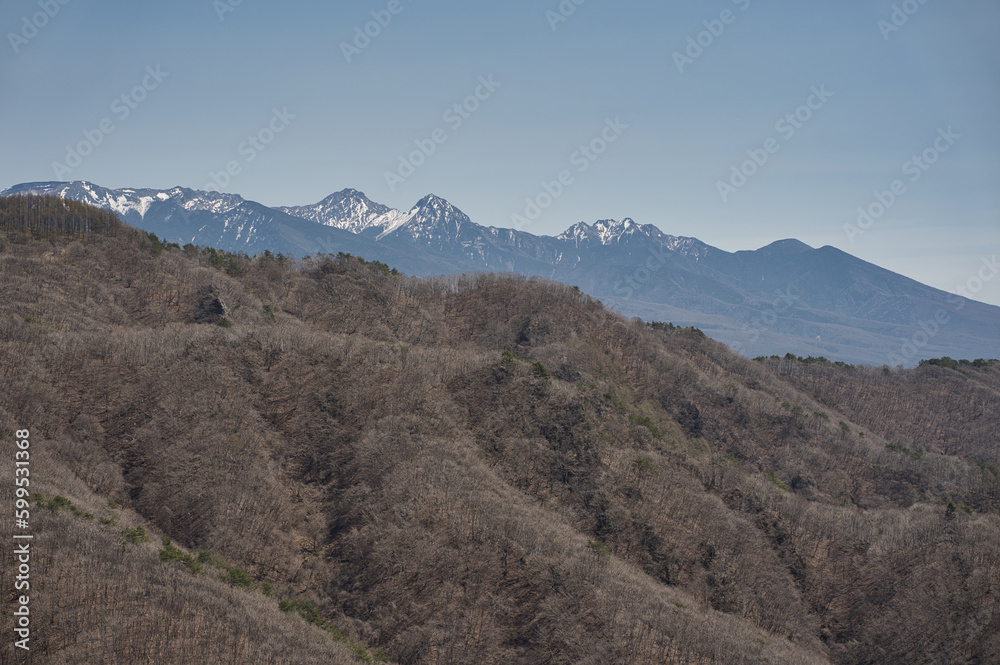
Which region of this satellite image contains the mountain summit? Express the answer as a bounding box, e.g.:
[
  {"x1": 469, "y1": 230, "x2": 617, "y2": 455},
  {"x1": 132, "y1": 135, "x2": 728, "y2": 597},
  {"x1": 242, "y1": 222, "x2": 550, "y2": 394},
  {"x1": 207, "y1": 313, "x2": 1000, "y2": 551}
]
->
[
  {"x1": 382, "y1": 194, "x2": 476, "y2": 243},
  {"x1": 277, "y1": 188, "x2": 395, "y2": 234},
  {"x1": 558, "y1": 218, "x2": 648, "y2": 246}
]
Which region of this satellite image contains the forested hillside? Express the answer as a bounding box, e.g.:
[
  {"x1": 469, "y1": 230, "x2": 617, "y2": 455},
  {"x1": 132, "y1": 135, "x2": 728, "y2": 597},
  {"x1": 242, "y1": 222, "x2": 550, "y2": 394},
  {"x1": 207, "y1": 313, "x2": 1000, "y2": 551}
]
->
[
  {"x1": 2, "y1": 197, "x2": 998, "y2": 664},
  {"x1": 757, "y1": 355, "x2": 1000, "y2": 463}
]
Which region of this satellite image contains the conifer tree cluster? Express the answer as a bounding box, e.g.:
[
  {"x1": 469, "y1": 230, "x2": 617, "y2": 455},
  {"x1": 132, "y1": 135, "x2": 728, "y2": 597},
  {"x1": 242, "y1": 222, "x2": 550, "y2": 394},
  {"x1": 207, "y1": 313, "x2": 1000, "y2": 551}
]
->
[{"x1": 0, "y1": 194, "x2": 123, "y2": 238}]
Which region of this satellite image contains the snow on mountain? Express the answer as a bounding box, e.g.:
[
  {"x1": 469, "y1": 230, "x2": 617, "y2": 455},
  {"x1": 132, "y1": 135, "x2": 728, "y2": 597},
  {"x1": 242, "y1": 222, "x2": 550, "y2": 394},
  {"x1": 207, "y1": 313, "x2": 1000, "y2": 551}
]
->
[
  {"x1": 556, "y1": 217, "x2": 711, "y2": 260},
  {"x1": 1, "y1": 181, "x2": 720, "y2": 272},
  {"x1": 277, "y1": 189, "x2": 472, "y2": 241},
  {"x1": 593, "y1": 218, "x2": 641, "y2": 244},
  {"x1": 4, "y1": 179, "x2": 999, "y2": 365},
  {"x1": 558, "y1": 218, "x2": 667, "y2": 245},
  {"x1": 174, "y1": 189, "x2": 245, "y2": 215},
  {"x1": 6, "y1": 181, "x2": 117, "y2": 210},
  {"x1": 380, "y1": 194, "x2": 473, "y2": 242},
  {"x1": 4, "y1": 181, "x2": 245, "y2": 220},
  {"x1": 370, "y1": 209, "x2": 411, "y2": 239},
  {"x1": 278, "y1": 189, "x2": 397, "y2": 234},
  {"x1": 3, "y1": 181, "x2": 708, "y2": 260}
]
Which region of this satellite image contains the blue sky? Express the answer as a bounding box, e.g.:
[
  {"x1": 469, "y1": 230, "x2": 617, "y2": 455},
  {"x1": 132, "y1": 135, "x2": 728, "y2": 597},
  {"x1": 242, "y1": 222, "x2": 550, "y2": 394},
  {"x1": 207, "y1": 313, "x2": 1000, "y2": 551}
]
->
[{"x1": 2, "y1": 0, "x2": 998, "y2": 305}]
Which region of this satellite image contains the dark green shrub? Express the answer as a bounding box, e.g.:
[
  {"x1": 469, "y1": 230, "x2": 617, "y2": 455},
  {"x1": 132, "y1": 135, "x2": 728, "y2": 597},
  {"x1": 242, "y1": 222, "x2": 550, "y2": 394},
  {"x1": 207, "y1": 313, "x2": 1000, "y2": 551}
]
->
[
  {"x1": 121, "y1": 525, "x2": 149, "y2": 544},
  {"x1": 227, "y1": 566, "x2": 254, "y2": 589},
  {"x1": 159, "y1": 538, "x2": 202, "y2": 574}
]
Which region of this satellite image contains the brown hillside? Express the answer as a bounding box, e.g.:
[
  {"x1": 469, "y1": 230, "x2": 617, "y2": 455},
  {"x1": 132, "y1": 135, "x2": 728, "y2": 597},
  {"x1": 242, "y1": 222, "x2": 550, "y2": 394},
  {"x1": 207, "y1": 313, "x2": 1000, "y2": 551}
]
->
[{"x1": 2, "y1": 201, "x2": 998, "y2": 664}]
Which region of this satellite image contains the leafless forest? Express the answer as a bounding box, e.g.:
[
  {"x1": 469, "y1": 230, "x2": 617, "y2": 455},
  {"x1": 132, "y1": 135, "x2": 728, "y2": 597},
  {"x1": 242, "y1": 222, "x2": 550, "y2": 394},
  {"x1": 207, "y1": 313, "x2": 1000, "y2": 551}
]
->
[{"x1": 1, "y1": 197, "x2": 998, "y2": 664}]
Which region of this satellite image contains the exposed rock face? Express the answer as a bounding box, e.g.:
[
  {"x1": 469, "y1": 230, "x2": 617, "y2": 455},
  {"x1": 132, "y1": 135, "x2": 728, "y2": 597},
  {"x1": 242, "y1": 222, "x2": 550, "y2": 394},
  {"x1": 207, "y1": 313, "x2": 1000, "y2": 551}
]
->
[{"x1": 192, "y1": 287, "x2": 228, "y2": 324}]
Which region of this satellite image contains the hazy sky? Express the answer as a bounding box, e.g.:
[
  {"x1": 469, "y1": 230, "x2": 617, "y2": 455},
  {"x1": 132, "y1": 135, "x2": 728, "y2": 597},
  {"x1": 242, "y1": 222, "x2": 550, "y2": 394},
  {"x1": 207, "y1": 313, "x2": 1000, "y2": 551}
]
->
[{"x1": 2, "y1": 0, "x2": 998, "y2": 305}]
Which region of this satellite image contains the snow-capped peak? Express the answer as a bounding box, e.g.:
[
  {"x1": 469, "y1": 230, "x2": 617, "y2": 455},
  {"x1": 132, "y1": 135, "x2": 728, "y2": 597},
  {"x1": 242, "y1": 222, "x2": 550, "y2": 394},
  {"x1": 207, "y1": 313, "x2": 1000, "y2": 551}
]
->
[
  {"x1": 375, "y1": 194, "x2": 472, "y2": 242},
  {"x1": 409, "y1": 194, "x2": 471, "y2": 228},
  {"x1": 593, "y1": 218, "x2": 641, "y2": 244},
  {"x1": 553, "y1": 217, "x2": 713, "y2": 261},
  {"x1": 274, "y1": 190, "x2": 473, "y2": 241},
  {"x1": 557, "y1": 218, "x2": 644, "y2": 246},
  {"x1": 278, "y1": 188, "x2": 393, "y2": 234}
]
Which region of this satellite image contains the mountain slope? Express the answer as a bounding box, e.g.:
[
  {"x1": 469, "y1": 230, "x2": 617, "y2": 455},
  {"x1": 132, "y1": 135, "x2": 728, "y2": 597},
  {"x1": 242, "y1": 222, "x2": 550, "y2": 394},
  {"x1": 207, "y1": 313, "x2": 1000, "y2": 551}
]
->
[
  {"x1": 3, "y1": 207, "x2": 1000, "y2": 664},
  {"x1": 3, "y1": 181, "x2": 997, "y2": 366}
]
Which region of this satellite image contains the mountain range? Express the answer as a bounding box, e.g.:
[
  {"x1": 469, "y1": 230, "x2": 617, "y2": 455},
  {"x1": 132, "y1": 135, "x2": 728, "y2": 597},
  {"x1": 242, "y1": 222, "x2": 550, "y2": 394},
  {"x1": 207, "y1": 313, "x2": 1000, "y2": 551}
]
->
[{"x1": 3, "y1": 180, "x2": 997, "y2": 366}]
